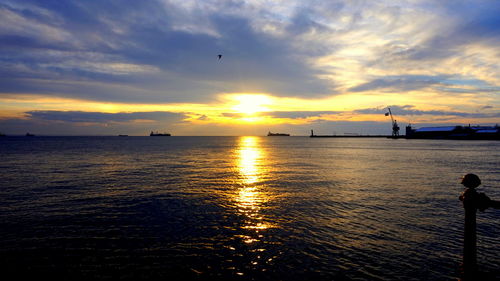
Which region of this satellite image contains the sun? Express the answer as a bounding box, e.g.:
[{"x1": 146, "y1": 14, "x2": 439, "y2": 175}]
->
[{"x1": 231, "y1": 94, "x2": 272, "y2": 115}]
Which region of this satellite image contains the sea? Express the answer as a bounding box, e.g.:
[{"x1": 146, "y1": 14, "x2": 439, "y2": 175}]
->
[{"x1": 0, "y1": 136, "x2": 499, "y2": 280}]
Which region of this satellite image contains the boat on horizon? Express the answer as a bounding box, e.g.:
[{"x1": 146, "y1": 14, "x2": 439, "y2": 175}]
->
[
  {"x1": 267, "y1": 131, "x2": 290, "y2": 136},
  {"x1": 25, "y1": 132, "x2": 35, "y2": 137},
  {"x1": 150, "y1": 131, "x2": 171, "y2": 136}
]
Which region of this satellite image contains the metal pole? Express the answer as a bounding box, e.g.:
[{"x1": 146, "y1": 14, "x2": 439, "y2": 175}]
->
[
  {"x1": 459, "y1": 173, "x2": 500, "y2": 280},
  {"x1": 461, "y1": 188, "x2": 478, "y2": 279}
]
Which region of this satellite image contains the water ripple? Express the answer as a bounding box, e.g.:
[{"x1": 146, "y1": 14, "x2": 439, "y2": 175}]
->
[{"x1": 0, "y1": 136, "x2": 499, "y2": 280}]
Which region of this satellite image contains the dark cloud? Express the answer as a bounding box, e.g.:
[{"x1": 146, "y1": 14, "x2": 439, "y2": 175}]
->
[
  {"x1": 220, "y1": 111, "x2": 342, "y2": 119},
  {"x1": 1, "y1": 1, "x2": 498, "y2": 136},
  {"x1": 0, "y1": 112, "x2": 185, "y2": 136},
  {"x1": 0, "y1": 0, "x2": 333, "y2": 103},
  {"x1": 407, "y1": 2, "x2": 500, "y2": 61},
  {"x1": 2, "y1": 0, "x2": 499, "y2": 103},
  {"x1": 349, "y1": 75, "x2": 500, "y2": 94},
  {"x1": 197, "y1": 115, "x2": 208, "y2": 121},
  {"x1": 25, "y1": 110, "x2": 186, "y2": 123},
  {"x1": 355, "y1": 105, "x2": 500, "y2": 118},
  {"x1": 0, "y1": 110, "x2": 187, "y2": 135},
  {"x1": 2, "y1": 107, "x2": 497, "y2": 136},
  {"x1": 267, "y1": 111, "x2": 342, "y2": 119},
  {"x1": 221, "y1": 113, "x2": 244, "y2": 118},
  {"x1": 349, "y1": 75, "x2": 446, "y2": 92},
  {"x1": 286, "y1": 7, "x2": 330, "y2": 37}
]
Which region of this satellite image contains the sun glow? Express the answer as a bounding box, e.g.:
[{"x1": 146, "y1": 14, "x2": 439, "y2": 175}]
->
[{"x1": 231, "y1": 94, "x2": 272, "y2": 115}]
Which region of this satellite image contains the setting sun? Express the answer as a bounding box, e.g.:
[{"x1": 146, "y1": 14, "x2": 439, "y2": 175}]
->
[{"x1": 231, "y1": 94, "x2": 272, "y2": 115}]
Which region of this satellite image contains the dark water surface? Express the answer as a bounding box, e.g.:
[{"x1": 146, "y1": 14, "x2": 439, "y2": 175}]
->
[{"x1": 1, "y1": 136, "x2": 499, "y2": 280}]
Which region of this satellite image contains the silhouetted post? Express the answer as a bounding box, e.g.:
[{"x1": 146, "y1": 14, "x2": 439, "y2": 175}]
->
[{"x1": 459, "y1": 174, "x2": 500, "y2": 280}]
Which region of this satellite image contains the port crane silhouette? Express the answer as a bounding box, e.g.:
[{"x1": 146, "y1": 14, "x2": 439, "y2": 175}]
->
[{"x1": 386, "y1": 107, "x2": 400, "y2": 137}]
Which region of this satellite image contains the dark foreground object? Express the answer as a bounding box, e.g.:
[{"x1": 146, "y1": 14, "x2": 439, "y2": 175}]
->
[{"x1": 459, "y1": 174, "x2": 500, "y2": 280}]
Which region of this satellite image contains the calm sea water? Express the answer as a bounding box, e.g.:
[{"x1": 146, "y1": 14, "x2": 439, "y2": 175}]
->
[{"x1": 0, "y1": 136, "x2": 499, "y2": 280}]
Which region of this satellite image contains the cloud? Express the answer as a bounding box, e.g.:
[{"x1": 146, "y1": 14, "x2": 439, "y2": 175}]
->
[
  {"x1": 24, "y1": 110, "x2": 187, "y2": 123},
  {"x1": 355, "y1": 105, "x2": 500, "y2": 118},
  {"x1": 3, "y1": 0, "x2": 500, "y2": 101},
  {"x1": 406, "y1": 2, "x2": 500, "y2": 62},
  {"x1": 267, "y1": 111, "x2": 342, "y2": 119},
  {"x1": 196, "y1": 114, "x2": 208, "y2": 120},
  {"x1": 0, "y1": 0, "x2": 334, "y2": 103},
  {"x1": 0, "y1": 110, "x2": 188, "y2": 135},
  {"x1": 1, "y1": 1, "x2": 499, "y2": 135},
  {"x1": 349, "y1": 74, "x2": 500, "y2": 95},
  {"x1": 220, "y1": 111, "x2": 342, "y2": 120},
  {"x1": 1, "y1": 106, "x2": 497, "y2": 136},
  {"x1": 221, "y1": 112, "x2": 243, "y2": 118},
  {"x1": 349, "y1": 75, "x2": 446, "y2": 92}
]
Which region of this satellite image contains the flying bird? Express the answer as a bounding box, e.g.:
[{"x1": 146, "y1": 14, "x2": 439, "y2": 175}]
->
[{"x1": 218, "y1": 54, "x2": 222, "y2": 60}]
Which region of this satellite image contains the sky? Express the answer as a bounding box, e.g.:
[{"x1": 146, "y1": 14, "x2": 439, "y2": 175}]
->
[{"x1": 0, "y1": 0, "x2": 499, "y2": 136}]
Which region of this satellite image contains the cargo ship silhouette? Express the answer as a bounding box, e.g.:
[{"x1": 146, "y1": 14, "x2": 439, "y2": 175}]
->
[
  {"x1": 150, "y1": 131, "x2": 171, "y2": 136},
  {"x1": 267, "y1": 131, "x2": 290, "y2": 136}
]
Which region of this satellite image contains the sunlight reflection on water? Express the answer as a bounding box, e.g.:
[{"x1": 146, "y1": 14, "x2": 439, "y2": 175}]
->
[
  {"x1": 237, "y1": 136, "x2": 262, "y2": 185},
  {"x1": 231, "y1": 137, "x2": 276, "y2": 274},
  {"x1": 1, "y1": 136, "x2": 499, "y2": 280}
]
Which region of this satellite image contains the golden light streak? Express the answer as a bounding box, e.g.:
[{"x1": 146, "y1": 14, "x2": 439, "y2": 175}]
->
[
  {"x1": 232, "y1": 136, "x2": 274, "y2": 243},
  {"x1": 238, "y1": 136, "x2": 262, "y2": 185}
]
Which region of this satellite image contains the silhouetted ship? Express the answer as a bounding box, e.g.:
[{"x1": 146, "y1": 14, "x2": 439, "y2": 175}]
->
[
  {"x1": 150, "y1": 131, "x2": 171, "y2": 136},
  {"x1": 118, "y1": 135, "x2": 128, "y2": 137},
  {"x1": 267, "y1": 131, "x2": 290, "y2": 136},
  {"x1": 404, "y1": 124, "x2": 499, "y2": 140},
  {"x1": 25, "y1": 133, "x2": 35, "y2": 137}
]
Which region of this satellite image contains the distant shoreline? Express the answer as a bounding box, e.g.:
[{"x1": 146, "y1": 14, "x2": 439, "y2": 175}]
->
[
  {"x1": 0, "y1": 135, "x2": 394, "y2": 137},
  {"x1": 310, "y1": 135, "x2": 395, "y2": 138}
]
